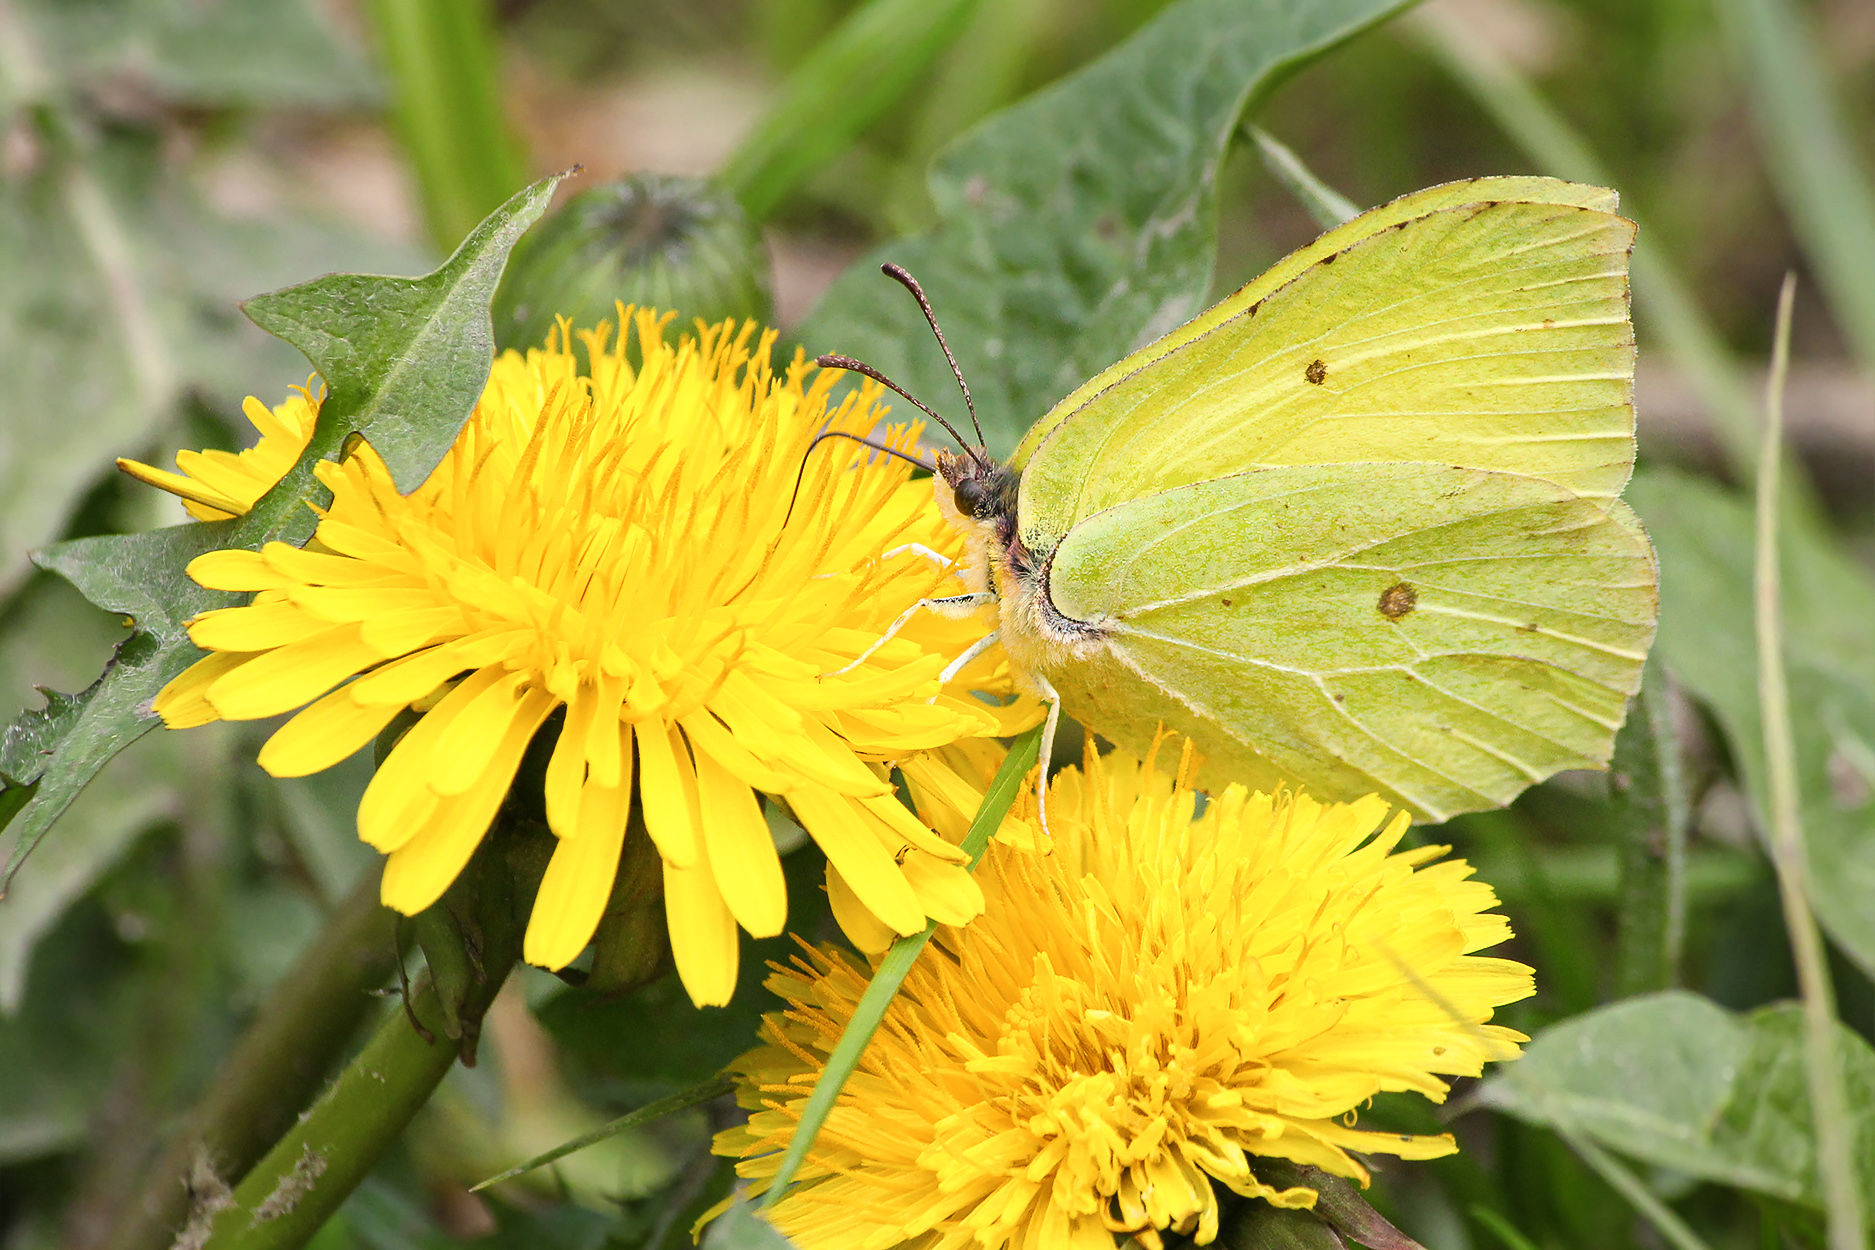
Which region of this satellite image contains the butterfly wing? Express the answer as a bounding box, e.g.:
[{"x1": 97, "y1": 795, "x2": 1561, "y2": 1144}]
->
[
  {"x1": 1013, "y1": 178, "x2": 1636, "y2": 553},
  {"x1": 1014, "y1": 176, "x2": 1653, "y2": 818},
  {"x1": 1043, "y1": 462, "x2": 1656, "y2": 820}
]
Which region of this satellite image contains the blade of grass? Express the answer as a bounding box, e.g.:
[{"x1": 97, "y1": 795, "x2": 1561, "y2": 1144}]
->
[
  {"x1": 760, "y1": 724, "x2": 1042, "y2": 1210},
  {"x1": 719, "y1": 0, "x2": 981, "y2": 222},
  {"x1": 364, "y1": 0, "x2": 525, "y2": 254},
  {"x1": 469, "y1": 1076, "x2": 735, "y2": 1193},
  {"x1": 1469, "y1": 1206, "x2": 1542, "y2": 1250},
  {"x1": 1555, "y1": 1126, "x2": 1715, "y2": 1250},
  {"x1": 1406, "y1": 9, "x2": 1762, "y2": 485},
  {"x1": 1754, "y1": 273, "x2": 1866, "y2": 1250},
  {"x1": 1248, "y1": 126, "x2": 1361, "y2": 229},
  {"x1": 1715, "y1": 0, "x2": 1875, "y2": 376}
]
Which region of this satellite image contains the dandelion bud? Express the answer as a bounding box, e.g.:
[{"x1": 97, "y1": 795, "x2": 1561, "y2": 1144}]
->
[{"x1": 492, "y1": 174, "x2": 772, "y2": 352}]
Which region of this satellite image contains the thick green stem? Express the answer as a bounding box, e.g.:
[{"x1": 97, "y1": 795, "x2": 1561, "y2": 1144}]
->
[
  {"x1": 186, "y1": 973, "x2": 503, "y2": 1250},
  {"x1": 187, "y1": 807, "x2": 555, "y2": 1250},
  {"x1": 102, "y1": 869, "x2": 400, "y2": 1250},
  {"x1": 1609, "y1": 656, "x2": 1689, "y2": 998}
]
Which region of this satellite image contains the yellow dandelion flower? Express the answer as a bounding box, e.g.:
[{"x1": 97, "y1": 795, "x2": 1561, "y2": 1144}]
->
[
  {"x1": 715, "y1": 741, "x2": 1534, "y2": 1250},
  {"x1": 138, "y1": 310, "x2": 1036, "y2": 1006},
  {"x1": 118, "y1": 384, "x2": 320, "y2": 520}
]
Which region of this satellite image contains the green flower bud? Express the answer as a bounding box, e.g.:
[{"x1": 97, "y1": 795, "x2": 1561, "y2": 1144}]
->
[{"x1": 494, "y1": 174, "x2": 773, "y2": 352}]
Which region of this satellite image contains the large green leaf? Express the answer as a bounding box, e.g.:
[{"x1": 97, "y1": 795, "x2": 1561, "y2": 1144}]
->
[
  {"x1": 0, "y1": 576, "x2": 177, "y2": 1011},
  {"x1": 0, "y1": 175, "x2": 565, "y2": 889},
  {"x1": 1479, "y1": 990, "x2": 1875, "y2": 1211},
  {"x1": 9, "y1": 0, "x2": 375, "y2": 109},
  {"x1": 1629, "y1": 469, "x2": 1875, "y2": 976},
  {"x1": 797, "y1": 0, "x2": 1413, "y2": 455},
  {"x1": 0, "y1": 55, "x2": 418, "y2": 598}
]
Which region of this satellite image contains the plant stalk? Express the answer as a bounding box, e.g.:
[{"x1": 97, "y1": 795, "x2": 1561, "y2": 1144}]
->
[
  {"x1": 186, "y1": 971, "x2": 507, "y2": 1250},
  {"x1": 1610, "y1": 656, "x2": 1689, "y2": 997},
  {"x1": 1754, "y1": 273, "x2": 1865, "y2": 1250},
  {"x1": 102, "y1": 869, "x2": 400, "y2": 1250}
]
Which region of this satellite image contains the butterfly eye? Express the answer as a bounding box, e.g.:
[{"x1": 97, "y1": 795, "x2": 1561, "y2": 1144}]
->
[{"x1": 953, "y1": 478, "x2": 988, "y2": 517}]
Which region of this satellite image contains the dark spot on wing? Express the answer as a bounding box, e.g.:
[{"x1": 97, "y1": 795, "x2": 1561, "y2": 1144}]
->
[
  {"x1": 1542, "y1": 318, "x2": 1555, "y2": 329},
  {"x1": 1305, "y1": 359, "x2": 1327, "y2": 385},
  {"x1": 1220, "y1": 597, "x2": 1233, "y2": 607},
  {"x1": 1320, "y1": 252, "x2": 1336, "y2": 265},
  {"x1": 1333, "y1": 693, "x2": 1346, "y2": 703},
  {"x1": 1377, "y1": 581, "x2": 1417, "y2": 620},
  {"x1": 1247, "y1": 300, "x2": 1261, "y2": 317},
  {"x1": 1520, "y1": 621, "x2": 1540, "y2": 632}
]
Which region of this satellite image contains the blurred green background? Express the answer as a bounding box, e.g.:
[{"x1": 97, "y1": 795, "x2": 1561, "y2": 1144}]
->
[{"x1": 0, "y1": 0, "x2": 1870, "y2": 1248}]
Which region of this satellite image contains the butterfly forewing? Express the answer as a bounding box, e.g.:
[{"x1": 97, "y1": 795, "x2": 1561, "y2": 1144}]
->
[{"x1": 1016, "y1": 195, "x2": 1636, "y2": 554}]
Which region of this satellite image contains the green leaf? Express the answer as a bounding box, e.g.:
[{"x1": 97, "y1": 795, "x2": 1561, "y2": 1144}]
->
[
  {"x1": 7, "y1": 0, "x2": 375, "y2": 109},
  {"x1": 1, "y1": 525, "x2": 236, "y2": 891},
  {"x1": 702, "y1": 1199, "x2": 797, "y2": 1250},
  {"x1": 0, "y1": 576, "x2": 177, "y2": 1011},
  {"x1": 0, "y1": 174, "x2": 565, "y2": 889},
  {"x1": 717, "y1": 0, "x2": 981, "y2": 222},
  {"x1": 798, "y1": 0, "x2": 1414, "y2": 455},
  {"x1": 242, "y1": 173, "x2": 566, "y2": 498},
  {"x1": 1479, "y1": 990, "x2": 1875, "y2": 1211},
  {"x1": 0, "y1": 156, "x2": 175, "y2": 599},
  {"x1": 1629, "y1": 468, "x2": 1875, "y2": 976},
  {"x1": 0, "y1": 108, "x2": 422, "y2": 596}
]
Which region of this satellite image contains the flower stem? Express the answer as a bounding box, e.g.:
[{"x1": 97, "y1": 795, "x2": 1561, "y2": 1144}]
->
[
  {"x1": 1754, "y1": 273, "x2": 1866, "y2": 1250},
  {"x1": 187, "y1": 970, "x2": 508, "y2": 1250},
  {"x1": 1610, "y1": 655, "x2": 1689, "y2": 997},
  {"x1": 185, "y1": 813, "x2": 553, "y2": 1250},
  {"x1": 102, "y1": 868, "x2": 400, "y2": 1250}
]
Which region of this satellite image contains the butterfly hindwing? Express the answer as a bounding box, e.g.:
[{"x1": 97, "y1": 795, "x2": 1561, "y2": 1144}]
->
[{"x1": 1045, "y1": 462, "x2": 1656, "y2": 820}]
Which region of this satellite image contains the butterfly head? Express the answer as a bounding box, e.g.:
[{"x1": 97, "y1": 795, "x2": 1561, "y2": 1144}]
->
[{"x1": 936, "y1": 449, "x2": 1019, "y2": 528}]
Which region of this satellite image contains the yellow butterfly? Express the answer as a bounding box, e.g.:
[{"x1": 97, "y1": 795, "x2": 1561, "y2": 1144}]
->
[{"x1": 835, "y1": 176, "x2": 1658, "y2": 825}]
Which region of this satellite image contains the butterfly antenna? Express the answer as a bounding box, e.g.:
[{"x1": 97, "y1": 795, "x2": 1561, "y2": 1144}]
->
[
  {"x1": 781, "y1": 429, "x2": 935, "y2": 528},
  {"x1": 814, "y1": 353, "x2": 980, "y2": 461},
  {"x1": 880, "y1": 263, "x2": 985, "y2": 449}
]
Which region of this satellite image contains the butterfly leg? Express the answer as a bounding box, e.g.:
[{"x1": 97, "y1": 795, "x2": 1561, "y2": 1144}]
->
[
  {"x1": 880, "y1": 543, "x2": 957, "y2": 570},
  {"x1": 1032, "y1": 670, "x2": 1062, "y2": 842},
  {"x1": 821, "y1": 592, "x2": 995, "y2": 677},
  {"x1": 937, "y1": 629, "x2": 1001, "y2": 686}
]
